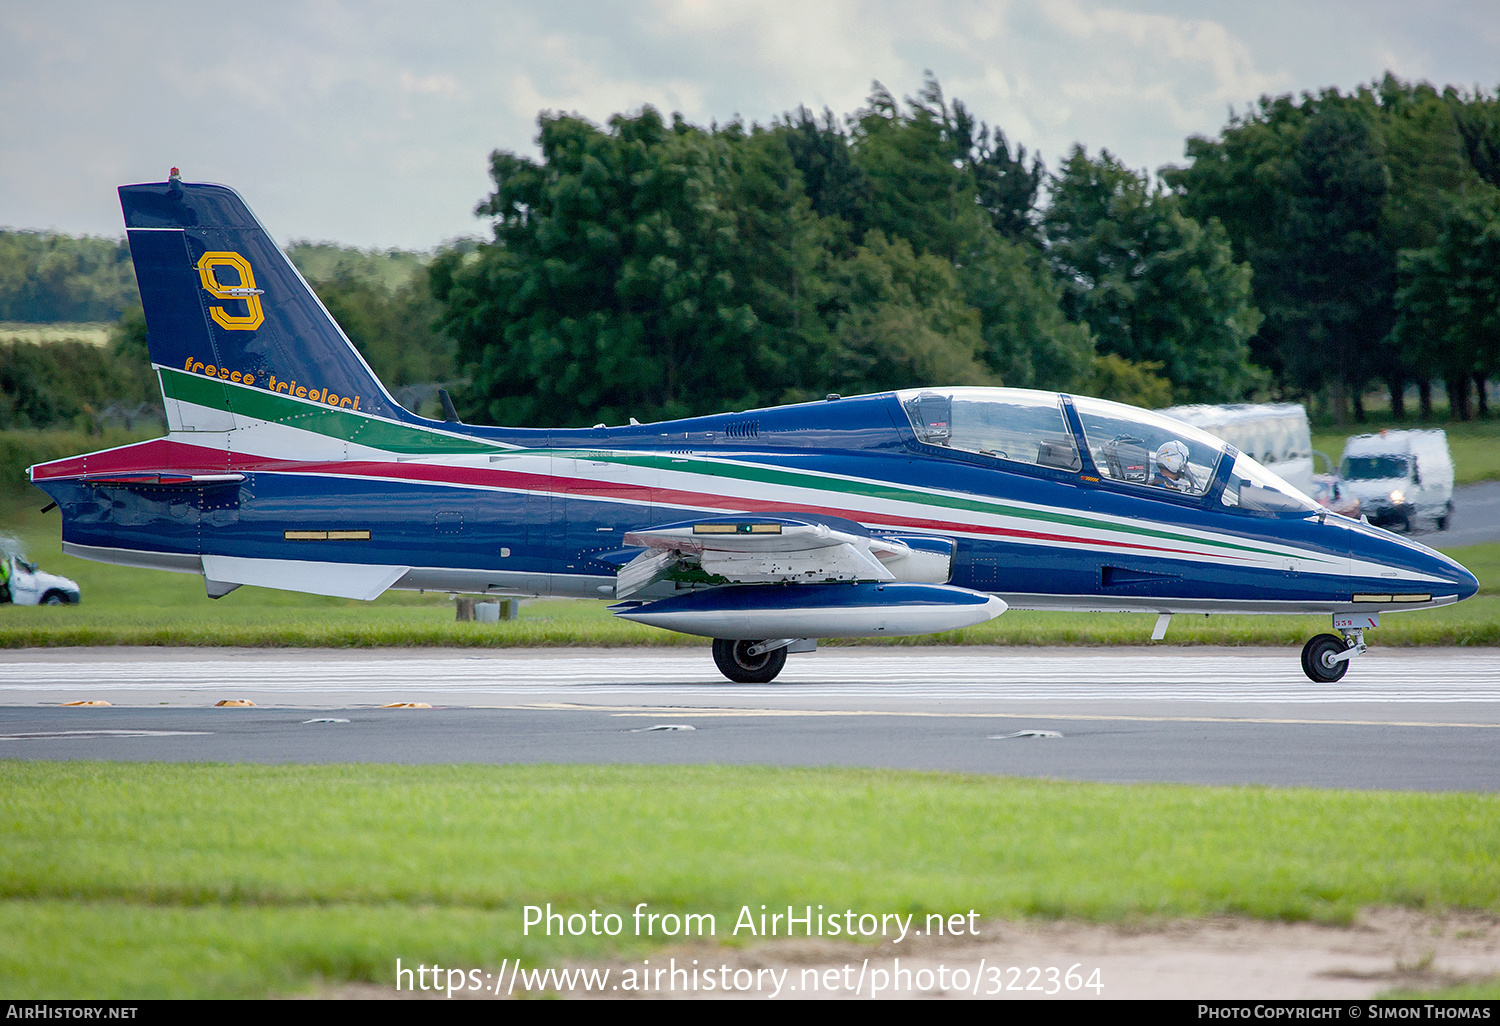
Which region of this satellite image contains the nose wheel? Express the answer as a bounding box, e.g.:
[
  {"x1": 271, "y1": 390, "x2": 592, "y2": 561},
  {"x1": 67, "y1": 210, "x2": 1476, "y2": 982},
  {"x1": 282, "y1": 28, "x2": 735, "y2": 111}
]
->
[
  {"x1": 1300, "y1": 633, "x2": 1350, "y2": 682},
  {"x1": 1301, "y1": 614, "x2": 1375, "y2": 683}
]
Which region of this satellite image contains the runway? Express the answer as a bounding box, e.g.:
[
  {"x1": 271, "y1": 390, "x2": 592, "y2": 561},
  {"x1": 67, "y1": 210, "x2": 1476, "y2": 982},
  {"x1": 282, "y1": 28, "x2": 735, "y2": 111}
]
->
[
  {"x1": 2, "y1": 646, "x2": 1498, "y2": 791},
  {"x1": 1434, "y1": 480, "x2": 1500, "y2": 549}
]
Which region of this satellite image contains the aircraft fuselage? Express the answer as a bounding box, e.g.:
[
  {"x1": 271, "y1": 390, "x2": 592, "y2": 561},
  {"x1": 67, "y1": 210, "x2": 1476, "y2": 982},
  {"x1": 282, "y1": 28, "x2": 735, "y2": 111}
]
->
[{"x1": 34, "y1": 386, "x2": 1476, "y2": 618}]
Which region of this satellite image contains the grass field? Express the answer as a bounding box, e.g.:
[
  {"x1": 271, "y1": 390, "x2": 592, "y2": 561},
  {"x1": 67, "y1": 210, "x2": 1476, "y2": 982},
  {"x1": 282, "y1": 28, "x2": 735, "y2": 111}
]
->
[
  {"x1": 1, "y1": 762, "x2": 1497, "y2": 998},
  {"x1": 4, "y1": 434, "x2": 1499, "y2": 1001},
  {"x1": 0, "y1": 322, "x2": 113, "y2": 347}
]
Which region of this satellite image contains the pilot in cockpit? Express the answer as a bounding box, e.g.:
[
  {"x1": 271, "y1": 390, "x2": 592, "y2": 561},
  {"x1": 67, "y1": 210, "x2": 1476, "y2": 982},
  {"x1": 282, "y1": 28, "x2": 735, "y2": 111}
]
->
[{"x1": 1150, "y1": 440, "x2": 1194, "y2": 491}]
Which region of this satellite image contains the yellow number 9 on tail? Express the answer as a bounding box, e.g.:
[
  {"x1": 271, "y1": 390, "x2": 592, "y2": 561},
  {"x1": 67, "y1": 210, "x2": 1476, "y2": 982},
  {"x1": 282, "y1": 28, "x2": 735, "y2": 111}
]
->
[{"x1": 197, "y1": 251, "x2": 265, "y2": 331}]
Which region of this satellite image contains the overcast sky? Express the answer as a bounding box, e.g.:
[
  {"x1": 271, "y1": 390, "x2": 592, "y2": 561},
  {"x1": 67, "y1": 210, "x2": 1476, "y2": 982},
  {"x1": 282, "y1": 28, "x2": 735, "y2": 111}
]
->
[{"x1": 3, "y1": 0, "x2": 1497, "y2": 250}]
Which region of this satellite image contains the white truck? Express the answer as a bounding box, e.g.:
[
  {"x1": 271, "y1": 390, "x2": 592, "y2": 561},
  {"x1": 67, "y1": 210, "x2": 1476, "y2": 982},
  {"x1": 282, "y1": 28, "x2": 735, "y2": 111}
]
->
[
  {"x1": 1339, "y1": 429, "x2": 1454, "y2": 533},
  {"x1": 1157, "y1": 403, "x2": 1315, "y2": 494},
  {"x1": 1, "y1": 548, "x2": 81, "y2": 605}
]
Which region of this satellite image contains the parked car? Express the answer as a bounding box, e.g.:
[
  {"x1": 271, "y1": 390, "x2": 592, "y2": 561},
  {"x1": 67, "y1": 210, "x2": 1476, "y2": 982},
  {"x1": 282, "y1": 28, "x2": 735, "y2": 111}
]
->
[
  {"x1": 1339, "y1": 430, "x2": 1454, "y2": 532},
  {"x1": 1, "y1": 548, "x2": 81, "y2": 605},
  {"x1": 1307, "y1": 474, "x2": 1362, "y2": 520}
]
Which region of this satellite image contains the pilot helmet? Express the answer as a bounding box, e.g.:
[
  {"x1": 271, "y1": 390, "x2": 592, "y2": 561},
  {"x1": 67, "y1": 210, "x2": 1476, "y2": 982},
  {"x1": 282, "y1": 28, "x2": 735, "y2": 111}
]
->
[{"x1": 1156, "y1": 440, "x2": 1189, "y2": 476}]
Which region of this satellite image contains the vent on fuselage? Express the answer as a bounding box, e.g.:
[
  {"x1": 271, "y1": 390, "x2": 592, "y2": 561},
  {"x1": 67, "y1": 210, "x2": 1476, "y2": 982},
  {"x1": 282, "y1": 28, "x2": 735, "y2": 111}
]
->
[
  {"x1": 1101, "y1": 565, "x2": 1180, "y2": 587},
  {"x1": 725, "y1": 419, "x2": 760, "y2": 439}
]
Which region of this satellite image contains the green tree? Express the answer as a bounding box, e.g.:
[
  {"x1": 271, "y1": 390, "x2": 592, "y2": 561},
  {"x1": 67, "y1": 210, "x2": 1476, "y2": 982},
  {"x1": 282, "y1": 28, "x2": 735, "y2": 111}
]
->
[
  {"x1": 105, "y1": 304, "x2": 156, "y2": 405},
  {"x1": 844, "y1": 78, "x2": 1083, "y2": 390},
  {"x1": 817, "y1": 231, "x2": 993, "y2": 395},
  {"x1": 1368, "y1": 77, "x2": 1483, "y2": 415},
  {"x1": 0, "y1": 339, "x2": 148, "y2": 429},
  {"x1": 1169, "y1": 77, "x2": 1500, "y2": 419},
  {"x1": 1046, "y1": 148, "x2": 1261, "y2": 404},
  {"x1": 1377, "y1": 77, "x2": 1477, "y2": 253},
  {"x1": 847, "y1": 75, "x2": 1047, "y2": 256},
  {"x1": 433, "y1": 108, "x2": 821, "y2": 426},
  {"x1": 286, "y1": 241, "x2": 432, "y2": 293},
  {"x1": 285, "y1": 241, "x2": 460, "y2": 393},
  {"x1": 0, "y1": 231, "x2": 138, "y2": 322},
  {"x1": 776, "y1": 106, "x2": 869, "y2": 252},
  {"x1": 848, "y1": 78, "x2": 988, "y2": 265},
  {"x1": 1451, "y1": 88, "x2": 1500, "y2": 189},
  {"x1": 309, "y1": 273, "x2": 454, "y2": 388},
  {"x1": 435, "y1": 80, "x2": 1101, "y2": 424},
  {"x1": 1260, "y1": 102, "x2": 1392, "y2": 421},
  {"x1": 1081, "y1": 353, "x2": 1173, "y2": 408},
  {"x1": 956, "y1": 229, "x2": 1094, "y2": 391},
  {"x1": 1394, "y1": 191, "x2": 1500, "y2": 420},
  {"x1": 1168, "y1": 96, "x2": 1309, "y2": 383},
  {"x1": 970, "y1": 124, "x2": 1045, "y2": 245}
]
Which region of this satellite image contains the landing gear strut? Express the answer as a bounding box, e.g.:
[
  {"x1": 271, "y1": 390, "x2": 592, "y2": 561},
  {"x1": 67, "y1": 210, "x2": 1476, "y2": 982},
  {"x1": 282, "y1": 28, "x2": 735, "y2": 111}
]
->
[{"x1": 1300, "y1": 613, "x2": 1376, "y2": 683}]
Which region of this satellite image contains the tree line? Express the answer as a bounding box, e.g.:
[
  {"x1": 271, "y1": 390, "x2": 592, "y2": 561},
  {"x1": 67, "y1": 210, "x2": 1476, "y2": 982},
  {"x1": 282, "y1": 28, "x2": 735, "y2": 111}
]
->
[
  {"x1": 437, "y1": 74, "x2": 1500, "y2": 426},
  {"x1": 0, "y1": 232, "x2": 137, "y2": 323},
  {"x1": 0, "y1": 242, "x2": 454, "y2": 429},
  {"x1": 5, "y1": 72, "x2": 1500, "y2": 429},
  {"x1": 432, "y1": 77, "x2": 1222, "y2": 427},
  {"x1": 1168, "y1": 74, "x2": 1500, "y2": 422}
]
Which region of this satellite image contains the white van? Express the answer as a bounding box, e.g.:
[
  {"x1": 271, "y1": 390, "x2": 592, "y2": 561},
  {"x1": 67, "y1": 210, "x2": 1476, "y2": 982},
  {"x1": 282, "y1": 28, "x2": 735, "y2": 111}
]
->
[
  {"x1": 1339, "y1": 430, "x2": 1454, "y2": 532},
  {"x1": 2, "y1": 549, "x2": 81, "y2": 605}
]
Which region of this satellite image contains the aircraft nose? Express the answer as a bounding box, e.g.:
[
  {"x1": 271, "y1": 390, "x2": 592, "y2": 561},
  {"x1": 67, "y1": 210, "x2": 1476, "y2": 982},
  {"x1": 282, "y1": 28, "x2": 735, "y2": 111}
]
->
[
  {"x1": 1348, "y1": 520, "x2": 1479, "y2": 603},
  {"x1": 1452, "y1": 559, "x2": 1480, "y2": 601},
  {"x1": 1411, "y1": 541, "x2": 1478, "y2": 601}
]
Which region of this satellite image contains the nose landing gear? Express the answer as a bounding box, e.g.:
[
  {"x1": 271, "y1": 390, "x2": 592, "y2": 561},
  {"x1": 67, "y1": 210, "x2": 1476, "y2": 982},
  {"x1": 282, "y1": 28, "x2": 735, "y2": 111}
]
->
[{"x1": 1300, "y1": 613, "x2": 1376, "y2": 683}]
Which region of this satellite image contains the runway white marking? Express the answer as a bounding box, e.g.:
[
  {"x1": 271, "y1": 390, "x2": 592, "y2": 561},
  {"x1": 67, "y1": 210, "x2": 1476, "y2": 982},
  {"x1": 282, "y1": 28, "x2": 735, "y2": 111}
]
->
[
  {"x1": 2, "y1": 648, "x2": 1498, "y2": 704},
  {"x1": 0, "y1": 730, "x2": 212, "y2": 739}
]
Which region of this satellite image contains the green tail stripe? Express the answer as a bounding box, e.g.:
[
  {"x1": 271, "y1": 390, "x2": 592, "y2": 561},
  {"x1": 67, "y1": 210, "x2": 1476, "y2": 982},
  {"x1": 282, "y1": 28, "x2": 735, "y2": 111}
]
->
[{"x1": 160, "y1": 368, "x2": 496, "y2": 455}]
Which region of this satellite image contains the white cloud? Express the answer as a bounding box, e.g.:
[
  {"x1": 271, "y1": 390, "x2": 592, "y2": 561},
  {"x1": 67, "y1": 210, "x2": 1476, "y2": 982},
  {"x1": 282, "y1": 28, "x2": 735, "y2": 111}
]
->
[
  {"x1": 399, "y1": 71, "x2": 461, "y2": 98},
  {"x1": 644, "y1": 0, "x2": 913, "y2": 118},
  {"x1": 496, "y1": 30, "x2": 706, "y2": 127},
  {"x1": 2, "y1": 1, "x2": 1497, "y2": 246}
]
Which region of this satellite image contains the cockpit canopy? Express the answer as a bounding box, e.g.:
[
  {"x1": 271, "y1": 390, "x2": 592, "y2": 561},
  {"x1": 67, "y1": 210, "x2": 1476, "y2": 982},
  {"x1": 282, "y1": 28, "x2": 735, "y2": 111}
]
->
[
  {"x1": 897, "y1": 387, "x2": 1319, "y2": 514},
  {"x1": 902, "y1": 387, "x2": 1082, "y2": 472}
]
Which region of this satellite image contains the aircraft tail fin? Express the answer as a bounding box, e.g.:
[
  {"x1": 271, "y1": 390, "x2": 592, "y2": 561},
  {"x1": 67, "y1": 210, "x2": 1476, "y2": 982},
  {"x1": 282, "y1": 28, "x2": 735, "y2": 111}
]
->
[{"x1": 120, "y1": 174, "x2": 403, "y2": 431}]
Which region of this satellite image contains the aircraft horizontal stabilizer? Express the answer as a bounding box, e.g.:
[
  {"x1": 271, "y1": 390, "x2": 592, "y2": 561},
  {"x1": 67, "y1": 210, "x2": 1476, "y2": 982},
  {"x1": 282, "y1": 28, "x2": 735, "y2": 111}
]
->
[{"x1": 609, "y1": 582, "x2": 1005, "y2": 639}]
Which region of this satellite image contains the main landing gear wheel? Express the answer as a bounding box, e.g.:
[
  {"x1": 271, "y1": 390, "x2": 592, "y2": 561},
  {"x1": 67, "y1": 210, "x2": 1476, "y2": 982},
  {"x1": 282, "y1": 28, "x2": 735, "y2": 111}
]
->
[
  {"x1": 712, "y1": 639, "x2": 787, "y2": 684},
  {"x1": 1300, "y1": 633, "x2": 1349, "y2": 683}
]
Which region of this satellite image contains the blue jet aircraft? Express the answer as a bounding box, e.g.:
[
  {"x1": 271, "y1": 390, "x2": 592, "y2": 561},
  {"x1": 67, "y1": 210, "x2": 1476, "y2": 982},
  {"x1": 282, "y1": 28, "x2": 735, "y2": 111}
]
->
[{"x1": 30, "y1": 175, "x2": 1479, "y2": 683}]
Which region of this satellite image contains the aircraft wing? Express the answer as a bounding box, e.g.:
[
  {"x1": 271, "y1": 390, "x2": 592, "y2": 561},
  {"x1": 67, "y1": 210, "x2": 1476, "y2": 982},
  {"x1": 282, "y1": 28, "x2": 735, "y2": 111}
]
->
[{"x1": 615, "y1": 514, "x2": 951, "y2": 598}]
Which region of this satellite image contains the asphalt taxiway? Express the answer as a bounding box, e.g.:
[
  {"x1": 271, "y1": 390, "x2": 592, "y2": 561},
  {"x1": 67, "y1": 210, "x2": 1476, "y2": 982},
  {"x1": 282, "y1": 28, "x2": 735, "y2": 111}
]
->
[
  {"x1": 1433, "y1": 480, "x2": 1500, "y2": 549},
  {"x1": 2, "y1": 646, "x2": 1497, "y2": 790}
]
